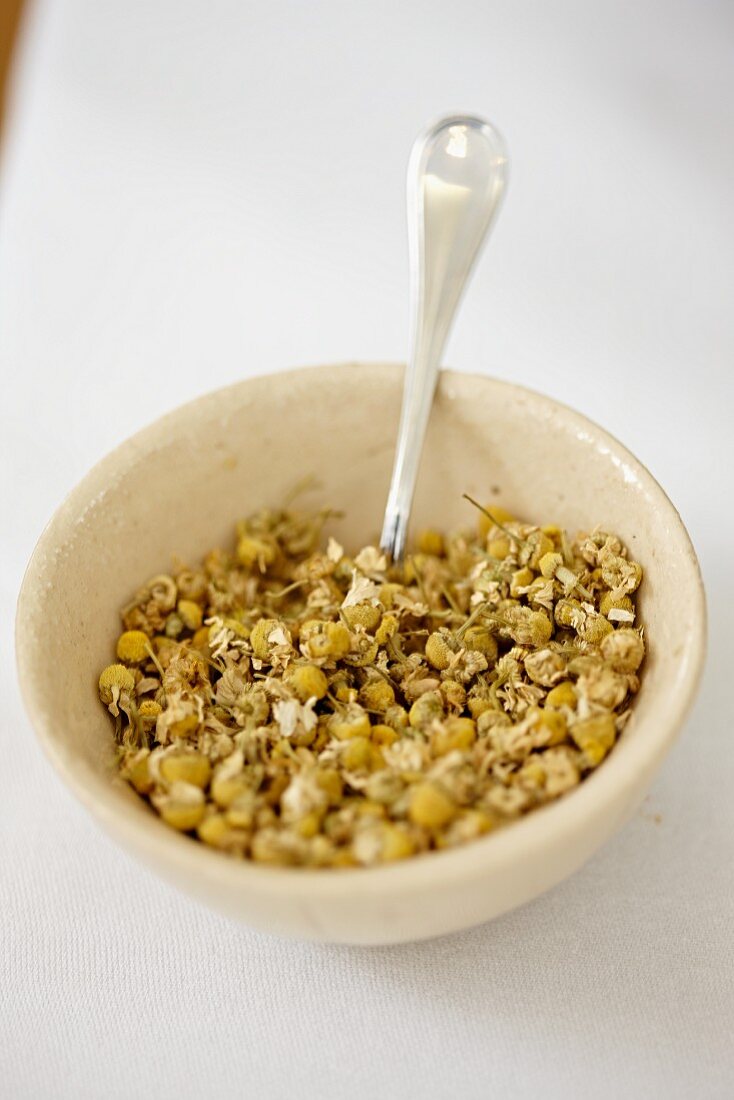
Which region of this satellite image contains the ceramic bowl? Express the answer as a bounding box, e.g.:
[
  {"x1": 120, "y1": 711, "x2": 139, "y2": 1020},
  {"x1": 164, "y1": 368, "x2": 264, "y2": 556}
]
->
[{"x1": 16, "y1": 363, "x2": 706, "y2": 944}]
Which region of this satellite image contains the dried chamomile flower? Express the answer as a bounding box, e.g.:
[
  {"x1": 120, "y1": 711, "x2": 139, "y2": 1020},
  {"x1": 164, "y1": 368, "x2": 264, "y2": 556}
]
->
[
  {"x1": 285, "y1": 663, "x2": 329, "y2": 702},
  {"x1": 272, "y1": 695, "x2": 319, "y2": 740},
  {"x1": 370, "y1": 724, "x2": 399, "y2": 748},
  {"x1": 425, "y1": 630, "x2": 455, "y2": 670},
  {"x1": 570, "y1": 713, "x2": 616, "y2": 766},
  {"x1": 447, "y1": 647, "x2": 489, "y2": 684},
  {"x1": 599, "y1": 551, "x2": 642, "y2": 596},
  {"x1": 417, "y1": 529, "x2": 445, "y2": 557},
  {"x1": 342, "y1": 571, "x2": 381, "y2": 609},
  {"x1": 383, "y1": 704, "x2": 409, "y2": 733},
  {"x1": 519, "y1": 530, "x2": 554, "y2": 571},
  {"x1": 353, "y1": 821, "x2": 416, "y2": 864},
  {"x1": 538, "y1": 551, "x2": 563, "y2": 579},
  {"x1": 165, "y1": 612, "x2": 185, "y2": 639},
  {"x1": 538, "y1": 747, "x2": 580, "y2": 798},
  {"x1": 475, "y1": 503, "x2": 515, "y2": 539},
  {"x1": 210, "y1": 751, "x2": 249, "y2": 808},
  {"x1": 577, "y1": 610, "x2": 613, "y2": 645},
  {"x1": 176, "y1": 570, "x2": 208, "y2": 604},
  {"x1": 432, "y1": 717, "x2": 476, "y2": 756},
  {"x1": 524, "y1": 648, "x2": 566, "y2": 687},
  {"x1": 121, "y1": 748, "x2": 153, "y2": 794},
  {"x1": 99, "y1": 664, "x2": 136, "y2": 717},
  {"x1": 341, "y1": 736, "x2": 384, "y2": 773},
  {"x1": 116, "y1": 630, "x2": 150, "y2": 664},
  {"x1": 236, "y1": 534, "x2": 277, "y2": 571},
  {"x1": 409, "y1": 690, "x2": 445, "y2": 730},
  {"x1": 600, "y1": 628, "x2": 645, "y2": 673},
  {"x1": 122, "y1": 574, "x2": 177, "y2": 634},
  {"x1": 599, "y1": 592, "x2": 634, "y2": 620},
  {"x1": 409, "y1": 782, "x2": 457, "y2": 829},
  {"x1": 555, "y1": 597, "x2": 584, "y2": 630},
  {"x1": 359, "y1": 678, "x2": 395, "y2": 713},
  {"x1": 197, "y1": 811, "x2": 249, "y2": 853},
  {"x1": 375, "y1": 612, "x2": 399, "y2": 645},
  {"x1": 342, "y1": 602, "x2": 382, "y2": 633},
  {"x1": 250, "y1": 618, "x2": 291, "y2": 660},
  {"x1": 510, "y1": 567, "x2": 534, "y2": 597},
  {"x1": 343, "y1": 633, "x2": 379, "y2": 668},
  {"x1": 462, "y1": 626, "x2": 498, "y2": 660},
  {"x1": 100, "y1": 496, "x2": 645, "y2": 868},
  {"x1": 300, "y1": 619, "x2": 351, "y2": 661},
  {"x1": 162, "y1": 648, "x2": 210, "y2": 695},
  {"x1": 329, "y1": 704, "x2": 371, "y2": 741},
  {"x1": 440, "y1": 679, "x2": 467, "y2": 712},
  {"x1": 177, "y1": 599, "x2": 203, "y2": 631},
  {"x1": 546, "y1": 681, "x2": 577, "y2": 709},
  {"x1": 531, "y1": 706, "x2": 567, "y2": 745},
  {"x1": 138, "y1": 699, "x2": 162, "y2": 722},
  {"x1": 503, "y1": 607, "x2": 553, "y2": 647},
  {"x1": 159, "y1": 750, "x2": 212, "y2": 789},
  {"x1": 576, "y1": 663, "x2": 628, "y2": 710},
  {"x1": 152, "y1": 782, "x2": 206, "y2": 832}
]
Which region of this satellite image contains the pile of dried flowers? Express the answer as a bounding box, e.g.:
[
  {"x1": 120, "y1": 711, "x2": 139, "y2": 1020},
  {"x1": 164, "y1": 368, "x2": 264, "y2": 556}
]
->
[{"x1": 98, "y1": 497, "x2": 644, "y2": 868}]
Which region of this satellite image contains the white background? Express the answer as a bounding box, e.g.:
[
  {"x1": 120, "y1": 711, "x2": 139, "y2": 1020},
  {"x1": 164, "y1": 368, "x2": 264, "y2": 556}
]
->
[{"x1": 2, "y1": 2, "x2": 733, "y2": 1097}]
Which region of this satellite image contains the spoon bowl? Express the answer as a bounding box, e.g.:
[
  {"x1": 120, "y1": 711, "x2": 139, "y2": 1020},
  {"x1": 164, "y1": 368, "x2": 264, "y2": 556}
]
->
[{"x1": 16, "y1": 363, "x2": 705, "y2": 944}]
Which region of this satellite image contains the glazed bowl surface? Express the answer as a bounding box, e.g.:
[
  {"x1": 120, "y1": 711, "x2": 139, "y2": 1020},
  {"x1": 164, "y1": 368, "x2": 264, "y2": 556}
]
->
[{"x1": 16, "y1": 363, "x2": 706, "y2": 944}]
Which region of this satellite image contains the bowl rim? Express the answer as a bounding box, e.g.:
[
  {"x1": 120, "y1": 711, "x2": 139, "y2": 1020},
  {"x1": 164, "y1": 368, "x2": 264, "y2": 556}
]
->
[{"x1": 16, "y1": 362, "x2": 708, "y2": 902}]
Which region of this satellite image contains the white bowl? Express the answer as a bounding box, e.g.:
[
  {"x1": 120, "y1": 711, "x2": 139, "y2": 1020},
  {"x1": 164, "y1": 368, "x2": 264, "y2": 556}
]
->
[{"x1": 16, "y1": 363, "x2": 706, "y2": 944}]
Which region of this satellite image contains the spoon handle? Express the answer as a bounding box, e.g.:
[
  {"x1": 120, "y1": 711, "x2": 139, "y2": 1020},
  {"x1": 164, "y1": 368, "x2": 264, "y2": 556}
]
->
[{"x1": 380, "y1": 115, "x2": 509, "y2": 561}]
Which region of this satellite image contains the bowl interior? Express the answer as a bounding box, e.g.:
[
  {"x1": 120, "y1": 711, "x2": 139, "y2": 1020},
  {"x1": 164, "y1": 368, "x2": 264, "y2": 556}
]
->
[{"x1": 16, "y1": 363, "x2": 706, "y2": 937}]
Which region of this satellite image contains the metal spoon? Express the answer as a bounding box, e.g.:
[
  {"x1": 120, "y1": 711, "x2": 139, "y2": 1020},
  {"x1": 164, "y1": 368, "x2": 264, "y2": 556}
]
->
[{"x1": 379, "y1": 115, "x2": 509, "y2": 560}]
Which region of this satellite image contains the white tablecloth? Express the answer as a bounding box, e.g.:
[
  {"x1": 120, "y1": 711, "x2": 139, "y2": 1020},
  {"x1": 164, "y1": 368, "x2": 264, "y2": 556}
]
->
[{"x1": 2, "y1": 2, "x2": 732, "y2": 1096}]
